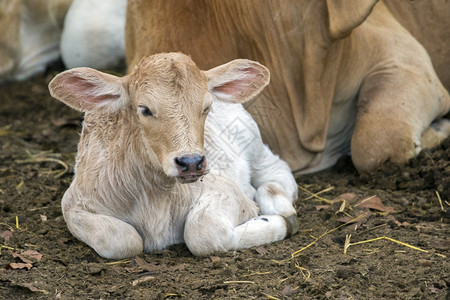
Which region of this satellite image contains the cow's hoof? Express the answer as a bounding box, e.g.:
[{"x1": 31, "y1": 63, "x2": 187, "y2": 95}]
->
[{"x1": 284, "y1": 214, "x2": 299, "y2": 237}]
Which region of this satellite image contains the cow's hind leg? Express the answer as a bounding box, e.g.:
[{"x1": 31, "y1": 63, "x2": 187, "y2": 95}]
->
[
  {"x1": 351, "y1": 67, "x2": 450, "y2": 173},
  {"x1": 64, "y1": 208, "x2": 143, "y2": 259},
  {"x1": 184, "y1": 182, "x2": 291, "y2": 256}
]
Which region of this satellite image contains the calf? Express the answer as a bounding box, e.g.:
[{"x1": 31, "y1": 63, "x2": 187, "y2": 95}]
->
[{"x1": 49, "y1": 52, "x2": 298, "y2": 259}]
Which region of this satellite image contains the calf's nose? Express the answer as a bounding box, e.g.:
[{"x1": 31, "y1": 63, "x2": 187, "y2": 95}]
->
[{"x1": 175, "y1": 155, "x2": 206, "y2": 173}]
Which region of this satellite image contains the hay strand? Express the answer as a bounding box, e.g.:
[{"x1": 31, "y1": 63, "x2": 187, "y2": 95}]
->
[
  {"x1": 261, "y1": 292, "x2": 281, "y2": 300},
  {"x1": 297, "y1": 185, "x2": 333, "y2": 204},
  {"x1": 435, "y1": 191, "x2": 446, "y2": 212},
  {"x1": 105, "y1": 259, "x2": 131, "y2": 265},
  {"x1": 291, "y1": 212, "x2": 369, "y2": 258},
  {"x1": 223, "y1": 280, "x2": 255, "y2": 284},
  {"x1": 344, "y1": 235, "x2": 447, "y2": 258},
  {"x1": 295, "y1": 262, "x2": 311, "y2": 281},
  {"x1": 303, "y1": 186, "x2": 334, "y2": 200}
]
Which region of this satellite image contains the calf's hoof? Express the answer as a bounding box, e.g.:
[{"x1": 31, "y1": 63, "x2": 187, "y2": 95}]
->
[{"x1": 283, "y1": 213, "x2": 299, "y2": 237}]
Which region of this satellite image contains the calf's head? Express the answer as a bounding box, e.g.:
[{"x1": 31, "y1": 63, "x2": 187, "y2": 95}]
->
[{"x1": 49, "y1": 52, "x2": 269, "y2": 183}]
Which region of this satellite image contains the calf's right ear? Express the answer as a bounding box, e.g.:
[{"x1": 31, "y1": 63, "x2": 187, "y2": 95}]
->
[
  {"x1": 205, "y1": 59, "x2": 270, "y2": 104},
  {"x1": 48, "y1": 67, "x2": 126, "y2": 112}
]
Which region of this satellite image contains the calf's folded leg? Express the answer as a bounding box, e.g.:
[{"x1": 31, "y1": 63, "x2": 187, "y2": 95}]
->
[
  {"x1": 184, "y1": 191, "x2": 290, "y2": 256},
  {"x1": 254, "y1": 182, "x2": 298, "y2": 234},
  {"x1": 64, "y1": 208, "x2": 143, "y2": 259},
  {"x1": 249, "y1": 144, "x2": 299, "y2": 233}
]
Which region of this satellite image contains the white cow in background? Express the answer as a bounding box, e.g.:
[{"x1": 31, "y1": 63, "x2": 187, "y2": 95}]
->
[
  {"x1": 48, "y1": 52, "x2": 299, "y2": 259},
  {"x1": 60, "y1": 0, "x2": 127, "y2": 70}
]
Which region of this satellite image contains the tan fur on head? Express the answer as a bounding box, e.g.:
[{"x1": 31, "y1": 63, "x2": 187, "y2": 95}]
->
[
  {"x1": 128, "y1": 53, "x2": 210, "y2": 177},
  {"x1": 49, "y1": 52, "x2": 270, "y2": 179}
]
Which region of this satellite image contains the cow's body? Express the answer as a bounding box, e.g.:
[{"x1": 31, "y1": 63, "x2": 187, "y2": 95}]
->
[
  {"x1": 49, "y1": 53, "x2": 298, "y2": 259},
  {"x1": 0, "y1": 0, "x2": 72, "y2": 82}
]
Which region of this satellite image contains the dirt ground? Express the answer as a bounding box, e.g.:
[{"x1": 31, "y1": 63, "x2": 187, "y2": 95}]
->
[{"x1": 0, "y1": 66, "x2": 449, "y2": 300}]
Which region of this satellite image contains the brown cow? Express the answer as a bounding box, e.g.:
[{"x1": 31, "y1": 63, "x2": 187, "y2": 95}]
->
[{"x1": 126, "y1": 0, "x2": 450, "y2": 174}]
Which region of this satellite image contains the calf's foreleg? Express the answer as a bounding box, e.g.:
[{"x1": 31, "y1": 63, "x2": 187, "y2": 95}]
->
[
  {"x1": 63, "y1": 207, "x2": 143, "y2": 259},
  {"x1": 251, "y1": 145, "x2": 299, "y2": 233}
]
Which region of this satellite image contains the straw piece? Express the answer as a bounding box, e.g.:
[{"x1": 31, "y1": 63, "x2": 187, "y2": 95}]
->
[
  {"x1": 261, "y1": 292, "x2": 281, "y2": 300},
  {"x1": 303, "y1": 186, "x2": 334, "y2": 200},
  {"x1": 344, "y1": 235, "x2": 447, "y2": 258},
  {"x1": 435, "y1": 191, "x2": 446, "y2": 212},
  {"x1": 105, "y1": 259, "x2": 131, "y2": 265},
  {"x1": 295, "y1": 262, "x2": 311, "y2": 280},
  {"x1": 291, "y1": 212, "x2": 369, "y2": 258},
  {"x1": 297, "y1": 185, "x2": 333, "y2": 204}
]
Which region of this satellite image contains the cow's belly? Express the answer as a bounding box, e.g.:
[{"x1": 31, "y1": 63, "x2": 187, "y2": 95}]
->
[
  {"x1": 324, "y1": 97, "x2": 357, "y2": 165},
  {"x1": 297, "y1": 97, "x2": 357, "y2": 174}
]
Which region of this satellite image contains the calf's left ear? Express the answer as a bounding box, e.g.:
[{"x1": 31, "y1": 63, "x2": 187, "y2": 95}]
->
[
  {"x1": 205, "y1": 59, "x2": 270, "y2": 104},
  {"x1": 48, "y1": 67, "x2": 126, "y2": 112}
]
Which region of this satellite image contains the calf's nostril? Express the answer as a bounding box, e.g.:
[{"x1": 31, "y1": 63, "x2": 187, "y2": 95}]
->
[
  {"x1": 175, "y1": 157, "x2": 189, "y2": 172},
  {"x1": 196, "y1": 156, "x2": 205, "y2": 171}
]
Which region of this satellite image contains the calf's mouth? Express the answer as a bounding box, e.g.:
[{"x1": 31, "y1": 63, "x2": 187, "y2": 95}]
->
[{"x1": 175, "y1": 172, "x2": 205, "y2": 184}]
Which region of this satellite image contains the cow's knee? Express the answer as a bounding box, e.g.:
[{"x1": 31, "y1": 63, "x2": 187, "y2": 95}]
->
[
  {"x1": 64, "y1": 209, "x2": 143, "y2": 259},
  {"x1": 351, "y1": 116, "x2": 419, "y2": 173},
  {"x1": 184, "y1": 213, "x2": 234, "y2": 256},
  {"x1": 185, "y1": 214, "x2": 291, "y2": 256},
  {"x1": 61, "y1": 0, "x2": 126, "y2": 69},
  {"x1": 232, "y1": 215, "x2": 291, "y2": 248},
  {"x1": 255, "y1": 182, "x2": 298, "y2": 234}
]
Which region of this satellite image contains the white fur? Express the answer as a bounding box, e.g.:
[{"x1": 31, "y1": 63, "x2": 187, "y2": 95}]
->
[{"x1": 60, "y1": 0, "x2": 127, "y2": 69}]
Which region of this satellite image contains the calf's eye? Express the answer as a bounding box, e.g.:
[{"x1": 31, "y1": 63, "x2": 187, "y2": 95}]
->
[{"x1": 138, "y1": 105, "x2": 153, "y2": 117}]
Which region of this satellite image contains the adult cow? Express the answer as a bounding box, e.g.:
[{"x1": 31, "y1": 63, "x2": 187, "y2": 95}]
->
[{"x1": 126, "y1": 0, "x2": 450, "y2": 174}]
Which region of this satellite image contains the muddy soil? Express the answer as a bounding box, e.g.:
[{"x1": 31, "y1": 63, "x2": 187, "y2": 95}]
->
[{"x1": 0, "y1": 68, "x2": 449, "y2": 299}]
